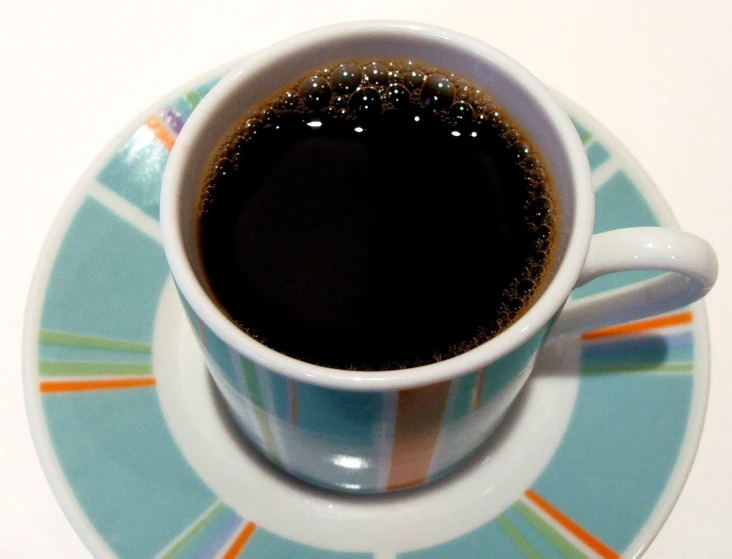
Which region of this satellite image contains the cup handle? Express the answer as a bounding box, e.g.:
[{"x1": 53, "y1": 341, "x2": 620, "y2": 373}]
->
[{"x1": 548, "y1": 227, "x2": 718, "y2": 339}]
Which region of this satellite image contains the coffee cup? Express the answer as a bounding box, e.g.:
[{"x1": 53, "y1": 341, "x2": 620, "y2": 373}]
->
[{"x1": 160, "y1": 20, "x2": 717, "y2": 493}]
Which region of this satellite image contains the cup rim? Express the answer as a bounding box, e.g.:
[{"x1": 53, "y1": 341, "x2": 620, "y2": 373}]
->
[{"x1": 160, "y1": 20, "x2": 593, "y2": 391}]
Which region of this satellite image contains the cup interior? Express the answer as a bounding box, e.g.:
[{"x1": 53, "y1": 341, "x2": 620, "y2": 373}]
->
[{"x1": 161, "y1": 21, "x2": 593, "y2": 390}]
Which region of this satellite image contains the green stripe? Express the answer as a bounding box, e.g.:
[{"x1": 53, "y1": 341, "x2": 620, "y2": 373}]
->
[
  {"x1": 240, "y1": 357, "x2": 283, "y2": 468},
  {"x1": 39, "y1": 361, "x2": 152, "y2": 376},
  {"x1": 241, "y1": 358, "x2": 264, "y2": 408},
  {"x1": 513, "y1": 501, "x2": 589, "y2": 559},
  {"x1": 158, "y1": 502, "x2": 225, "y2": 559},
  {"x1": 581, "y1": 363, "x2": 693, "y2": 375},
  {"x1": 184, "y1": 90, "x2": 201, "y2": 109},
  {"x1": 39, "y1": 330, "x2": 151, "y2": 353},
  {"x1": 495, "y1": 515, "x2": 542, "y2": 559}
]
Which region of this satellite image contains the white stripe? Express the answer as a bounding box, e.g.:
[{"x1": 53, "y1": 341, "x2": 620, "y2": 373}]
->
[
  {"x1": 590, "y1": 157, "x2": 621, "y2": 192},
  {"x1": 227, "y1": 347, "x2": 264, "y2": 441},
  {"x1": 255, "y1": 363, "x2": 290, "y2": 469},
  {"x1": 372, "y1": 551, "x2": 396, "y2": 559},
  {"x1": 520, "y1": 495, "x2": 609, "y2": 559},
  {"x1": 152, "y1": 500, "x2": 222, "y2": 559},
  {"x1": 89, "y1": 183, "x2": 163, "y2": 244}
]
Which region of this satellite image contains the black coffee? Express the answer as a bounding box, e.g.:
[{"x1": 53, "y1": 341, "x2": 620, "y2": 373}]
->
[{"x1": 198, "y1": 60, "x2": 556, "y2": 370}]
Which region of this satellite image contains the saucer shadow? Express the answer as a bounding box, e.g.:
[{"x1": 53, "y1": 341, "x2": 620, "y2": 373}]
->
[{"x1": 565, "y1": 333, "x2": 672, "y2": 375}]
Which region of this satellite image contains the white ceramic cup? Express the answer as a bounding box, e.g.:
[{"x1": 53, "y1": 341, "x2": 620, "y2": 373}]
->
[{"x1": 161, "y1": 21, "x2": 717, "y2": 493}]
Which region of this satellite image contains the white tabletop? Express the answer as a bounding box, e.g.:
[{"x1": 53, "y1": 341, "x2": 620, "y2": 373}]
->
[{"x1": 2, "y1": 1, "x2": 730, "y2": 557}]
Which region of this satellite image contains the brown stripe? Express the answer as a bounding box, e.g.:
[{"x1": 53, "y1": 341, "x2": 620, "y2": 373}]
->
[
  {"x1": 386, "y1": 381, "x2": 451, "y2": 491},
  {"x1": 196, "y1": 318, "x2": 207, "y2": 348},
  {"x1": 289, "y1": 379, "x2": 298, "y2": 425},
  {"x1": 473, "y1": 369, "x2": 485, "y2": 411}
]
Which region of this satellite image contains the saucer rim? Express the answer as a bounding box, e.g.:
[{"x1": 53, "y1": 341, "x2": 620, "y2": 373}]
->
[{"x1": 21, "y1": 66, "x2": 711, "y2": 559}]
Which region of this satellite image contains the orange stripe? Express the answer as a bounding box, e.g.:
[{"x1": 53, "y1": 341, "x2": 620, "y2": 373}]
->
[
  {"x1": 581, "y1": 311, "x2": 693, "y2": 341},
  {"x1": 524, "y1": 489, "x2": 619, "y2": 559},
  {"x1": 146, "y1": 117, "x2": 176, "y2": 151},
  {"x1": 220, "y1": 522, "x2": 256, "y2": 559},
  {"x1": 386, "y1": 381, "x2": 451, "y2": 492},
  {"x1": 40, "y1": 377, "x2": 156, "y2": 393}
]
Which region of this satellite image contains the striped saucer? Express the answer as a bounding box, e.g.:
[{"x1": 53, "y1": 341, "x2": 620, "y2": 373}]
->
[{"x1": 23, "y1": 66, "x2": 709, "y2": 559}]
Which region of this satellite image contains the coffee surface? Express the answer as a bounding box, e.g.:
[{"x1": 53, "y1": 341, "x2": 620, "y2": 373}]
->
[{"x1": 198, "y1": 60, "x2": 556, "y2": 370}]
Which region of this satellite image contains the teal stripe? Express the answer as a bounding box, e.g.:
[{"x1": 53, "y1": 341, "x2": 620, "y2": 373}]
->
[
  {"x1": 531, "y1": 373, "x2": 693, "y2": 551},
  {"x1": 271, "y1": 383, "x2": 383, "y2": 491},
  {"x1": 170, "y1": 98, "x2": 195, "y2": 122},
  {"x1": 96, "y1": 127, "x2": 169, "y2": 219},
  {"x1": 38, "y1": 345, "x2": 151, "y2": 364},
  {"x1": 571, "y1": 170, "x2": 661, "y2": 300},
  {"x1": 200, "y1": 323, "x2": 240, "y2": 390},
  {"x1": 41, "y1": 198, "x2": 169, "y2": 342},
  {"x1": 585, "y1": 140, "x2": 610, "y2": 170},
  {"x1": 294, "y1": 382, "x2": 382, "y2": 446},
  {"x1": 592, "y1": 171, "x2": 660, "y2": 231},
  {"x1": 268, "y1": 371, "x2": 292, "y2": 422},
  {"x1": 43, "y1": 389, "x2": 216, "y2": 558},
  {"x1": 194, "y1": 77, "x2": 221, "y2": 99}
]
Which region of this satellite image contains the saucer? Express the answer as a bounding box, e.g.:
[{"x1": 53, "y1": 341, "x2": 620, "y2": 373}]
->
[{"x1": 23, "y1": 67, "x2": 709, "y2": 559}]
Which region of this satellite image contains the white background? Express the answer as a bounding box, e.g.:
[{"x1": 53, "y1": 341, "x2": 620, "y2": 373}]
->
[{"x1": 2, "y1": 1, "x2": 731, "y2": 557}]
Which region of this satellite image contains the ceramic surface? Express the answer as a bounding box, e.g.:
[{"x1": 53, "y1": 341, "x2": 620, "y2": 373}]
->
[{"x1": 23, "y1": 71, "x2": 708, "y2": 558}]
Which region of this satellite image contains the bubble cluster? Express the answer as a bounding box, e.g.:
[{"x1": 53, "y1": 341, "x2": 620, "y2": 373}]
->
[{"x1": 202, "y1": 59, "x2": 556, "y2": 368}]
